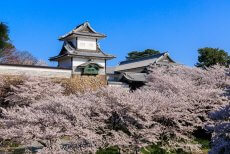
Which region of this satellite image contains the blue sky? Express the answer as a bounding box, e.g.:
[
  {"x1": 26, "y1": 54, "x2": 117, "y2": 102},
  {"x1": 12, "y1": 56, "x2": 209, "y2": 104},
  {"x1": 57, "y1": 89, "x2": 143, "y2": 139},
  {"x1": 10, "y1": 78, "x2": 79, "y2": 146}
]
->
[{"x1": 0, "y1": 0, "x2": 230, "y2": 66}]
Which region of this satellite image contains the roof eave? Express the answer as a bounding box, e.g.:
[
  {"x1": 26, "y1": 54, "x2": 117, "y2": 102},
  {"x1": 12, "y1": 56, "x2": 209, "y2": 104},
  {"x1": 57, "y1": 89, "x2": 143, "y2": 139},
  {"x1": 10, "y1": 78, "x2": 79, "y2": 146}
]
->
[
  {"x1": 49, "y1": 54, "x2": 115, "y2": 61},
  {"x1": 70, "y1": 54, "x2": 116, "y2": 60},
  {"x1": 58, "y1": 33, "x2": 106, "y2": 41},
  {"x1": 49, "y1": 54, "x2": 70, "y2": 61},
  {"x1": 122, "y1": 73, "x2": 147, "y2": 82}
]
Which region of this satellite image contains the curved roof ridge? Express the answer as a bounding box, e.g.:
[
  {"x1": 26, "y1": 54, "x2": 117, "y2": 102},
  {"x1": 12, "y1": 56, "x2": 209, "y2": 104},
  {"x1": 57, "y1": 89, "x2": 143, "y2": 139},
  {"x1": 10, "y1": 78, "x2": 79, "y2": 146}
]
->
[{"x1": 59, "y1": 22, "x2": 106, "y2": 40}]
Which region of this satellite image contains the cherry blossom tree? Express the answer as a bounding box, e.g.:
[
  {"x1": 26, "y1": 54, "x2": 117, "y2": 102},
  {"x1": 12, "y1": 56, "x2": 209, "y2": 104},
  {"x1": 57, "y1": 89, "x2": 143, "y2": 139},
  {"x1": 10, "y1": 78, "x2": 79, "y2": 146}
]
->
[
  {"x1": 0, "y1": 65, "x2": 229, "y2": 153},
  {"x1": 209, "y1": 104, "x2": 230, "y2": 154},
  {"x1": 5, "y1": 77, "x2": 64, "y2": 106}
]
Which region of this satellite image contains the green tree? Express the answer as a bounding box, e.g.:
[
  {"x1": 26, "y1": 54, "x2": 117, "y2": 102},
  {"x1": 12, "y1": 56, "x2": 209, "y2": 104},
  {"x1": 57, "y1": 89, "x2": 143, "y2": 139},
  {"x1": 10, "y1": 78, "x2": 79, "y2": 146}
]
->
[
  {"x1": 196, "y1": 47, "x2": 230, "y2": 67},
  {"x1": 0, "y1": 22, "x2": 15, "y2": 61},
  {"x1": 0, "y1": 22, "x2": 42, "y2": 65},
  {"x1": 126, "y1": 49, "x2": 160, "y2": 60},
  {"x1": 0, "y1": 22, "x2": 14, "y2": 51}
]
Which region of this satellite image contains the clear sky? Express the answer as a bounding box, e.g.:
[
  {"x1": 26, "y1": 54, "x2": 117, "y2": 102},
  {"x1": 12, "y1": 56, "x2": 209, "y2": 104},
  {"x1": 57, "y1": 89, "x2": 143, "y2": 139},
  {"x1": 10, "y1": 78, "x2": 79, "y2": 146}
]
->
[{"x1": 0, "y1": 0, "x2": 230, "y2": 66}]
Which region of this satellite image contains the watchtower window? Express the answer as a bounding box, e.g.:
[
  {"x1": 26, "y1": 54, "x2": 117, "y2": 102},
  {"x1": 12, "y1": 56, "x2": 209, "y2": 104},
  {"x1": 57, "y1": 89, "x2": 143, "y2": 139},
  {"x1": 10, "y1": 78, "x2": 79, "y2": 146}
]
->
[{"x1": 83, "y1": 64, "x2": 99, "y2": 75}]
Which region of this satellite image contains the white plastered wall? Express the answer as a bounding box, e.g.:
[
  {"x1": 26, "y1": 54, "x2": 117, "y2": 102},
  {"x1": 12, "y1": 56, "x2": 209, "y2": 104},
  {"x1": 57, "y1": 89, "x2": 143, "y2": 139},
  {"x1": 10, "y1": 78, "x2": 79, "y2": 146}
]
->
[
  {"x1": 77, "y1": 37, "x2": 96, "y2": 50},
  {"x1": 0, "y1": 65, "x2": 72, "y2": 78}
]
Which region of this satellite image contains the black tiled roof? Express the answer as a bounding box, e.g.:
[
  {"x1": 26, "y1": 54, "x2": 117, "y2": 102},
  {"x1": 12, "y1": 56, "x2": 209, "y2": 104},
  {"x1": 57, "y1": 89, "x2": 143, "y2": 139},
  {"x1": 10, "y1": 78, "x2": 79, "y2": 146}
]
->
[{"x1": 119, "y1": 53, "x2": 166, "y2": 65}]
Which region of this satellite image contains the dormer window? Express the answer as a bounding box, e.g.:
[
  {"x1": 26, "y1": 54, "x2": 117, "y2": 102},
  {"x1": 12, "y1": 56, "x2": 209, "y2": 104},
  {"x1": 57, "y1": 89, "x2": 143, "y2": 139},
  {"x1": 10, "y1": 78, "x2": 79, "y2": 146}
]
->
[{"x1": 77, "y1": 62, "x2": 104, "y2": 75}]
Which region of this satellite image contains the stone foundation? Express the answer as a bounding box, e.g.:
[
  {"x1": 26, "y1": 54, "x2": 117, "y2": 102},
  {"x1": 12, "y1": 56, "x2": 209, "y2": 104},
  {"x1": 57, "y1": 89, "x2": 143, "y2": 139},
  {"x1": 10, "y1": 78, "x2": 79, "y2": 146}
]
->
[{"x1": 61, "y1": 75, "x2": 107, "y2": 93}]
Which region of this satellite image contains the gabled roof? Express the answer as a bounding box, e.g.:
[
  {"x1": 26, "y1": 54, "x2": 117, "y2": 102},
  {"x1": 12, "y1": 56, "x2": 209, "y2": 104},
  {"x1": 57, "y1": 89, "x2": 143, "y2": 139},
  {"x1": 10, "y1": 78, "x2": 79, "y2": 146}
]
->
[
  {"x1": 115, "y1": 52, "x2": 175, "y2": 71},
  {"x1": 122, "y1": 72, "x2": 147, "y2": 82},
  {"x1": 59, "y1": 22, "x2": 106, "y2": 40},
  {"x1": 49, "y1": 41, "x2": 115, "y2": 61},
  {"x1": 119, "y1": 52, "x2": 165, "y2": 65}
]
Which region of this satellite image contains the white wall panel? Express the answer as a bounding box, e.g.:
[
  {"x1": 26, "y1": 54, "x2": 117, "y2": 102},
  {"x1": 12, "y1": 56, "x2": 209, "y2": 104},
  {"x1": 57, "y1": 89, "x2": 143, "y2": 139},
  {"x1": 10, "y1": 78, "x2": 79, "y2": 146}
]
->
[
  {"x1": 0, "y1": 65, "x2": 71, "y2": 78},
  {"x1": 77, "y1": 37, "x2": 96, "y2": 50}
]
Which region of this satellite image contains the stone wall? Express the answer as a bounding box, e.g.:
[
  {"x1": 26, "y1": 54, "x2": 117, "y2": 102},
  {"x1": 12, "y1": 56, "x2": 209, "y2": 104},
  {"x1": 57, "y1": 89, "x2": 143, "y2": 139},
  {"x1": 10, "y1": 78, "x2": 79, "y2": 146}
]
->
[
  {"x1": 61, "y1": 75, "x2": 107, "y2": 93},
  {"x1": 0, "y1": 64, "x2": 72, "y2": 78}
]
